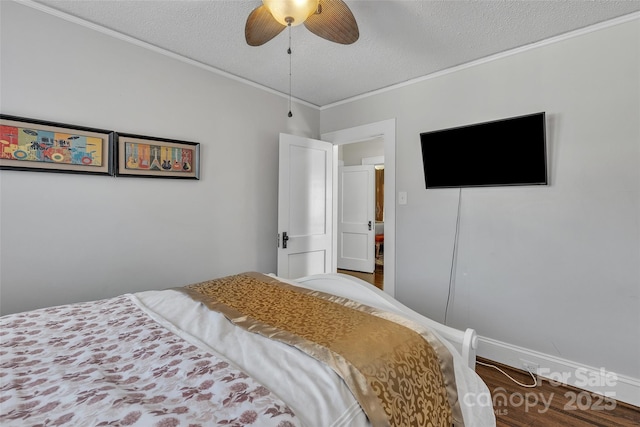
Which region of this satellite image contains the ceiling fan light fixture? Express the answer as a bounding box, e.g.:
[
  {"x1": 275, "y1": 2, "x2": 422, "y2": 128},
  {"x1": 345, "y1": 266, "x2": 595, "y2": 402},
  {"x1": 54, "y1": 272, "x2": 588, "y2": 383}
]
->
[{"x1": 263, "y1": 0, "x2": 319, "y2": 26}]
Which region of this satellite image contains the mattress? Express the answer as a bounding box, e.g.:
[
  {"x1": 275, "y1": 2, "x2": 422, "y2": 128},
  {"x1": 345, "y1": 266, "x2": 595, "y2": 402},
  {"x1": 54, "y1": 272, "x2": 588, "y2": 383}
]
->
[{"x1": 0, "y1": 272, "x2": 495, "y2": 426}]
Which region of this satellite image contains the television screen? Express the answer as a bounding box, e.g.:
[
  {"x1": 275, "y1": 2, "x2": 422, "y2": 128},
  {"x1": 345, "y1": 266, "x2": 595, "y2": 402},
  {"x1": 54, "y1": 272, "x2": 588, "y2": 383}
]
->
[{"x1": 420, "y1": 112, "x2": 547, "y2": 188}]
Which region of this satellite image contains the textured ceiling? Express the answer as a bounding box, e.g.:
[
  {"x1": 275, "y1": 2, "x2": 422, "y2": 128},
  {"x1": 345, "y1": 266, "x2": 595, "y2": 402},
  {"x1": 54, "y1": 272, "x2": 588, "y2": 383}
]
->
[{"x1": 31, "y1": 0, "x2": 640, "y2": 107}]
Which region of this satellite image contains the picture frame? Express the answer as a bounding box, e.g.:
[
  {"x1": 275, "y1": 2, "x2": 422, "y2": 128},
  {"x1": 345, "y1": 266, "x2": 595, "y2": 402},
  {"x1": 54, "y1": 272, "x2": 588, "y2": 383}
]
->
[
  {"x1": 116, "y1": 133, "x2": 200, "y2": 179},
  {"x1": 0, "y1": 115, "x2": 114, "y2": 176}
]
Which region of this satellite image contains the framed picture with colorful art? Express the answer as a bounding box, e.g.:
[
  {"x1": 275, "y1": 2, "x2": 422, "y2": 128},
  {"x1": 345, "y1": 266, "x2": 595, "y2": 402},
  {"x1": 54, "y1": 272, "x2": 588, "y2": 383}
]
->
[
  {"x1": 0, "y1": 115, "x2": 114, "y2": 175},
  {"x1": 116, "y1": 133, "x2": 200, "y2": 179}
]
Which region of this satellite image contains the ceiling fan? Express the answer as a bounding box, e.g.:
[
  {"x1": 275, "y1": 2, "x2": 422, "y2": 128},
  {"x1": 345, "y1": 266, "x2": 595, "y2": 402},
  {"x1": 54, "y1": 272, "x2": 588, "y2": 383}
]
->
[{"x1": 245, "y1": 0, "x2": 359, "y2": 46}]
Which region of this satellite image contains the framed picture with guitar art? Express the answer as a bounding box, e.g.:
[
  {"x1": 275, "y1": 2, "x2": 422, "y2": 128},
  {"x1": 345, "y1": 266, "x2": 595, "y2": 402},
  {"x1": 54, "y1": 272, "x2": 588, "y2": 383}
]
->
[{"x1": 115, "y1": 133, "x2": 200, "y2": 179}]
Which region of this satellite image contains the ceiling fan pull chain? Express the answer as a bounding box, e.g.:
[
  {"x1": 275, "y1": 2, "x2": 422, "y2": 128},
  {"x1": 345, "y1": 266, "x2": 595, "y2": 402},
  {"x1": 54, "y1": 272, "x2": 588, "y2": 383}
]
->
[{"x1": 287, "y1": 24, "x2": 293, "y2": 118}]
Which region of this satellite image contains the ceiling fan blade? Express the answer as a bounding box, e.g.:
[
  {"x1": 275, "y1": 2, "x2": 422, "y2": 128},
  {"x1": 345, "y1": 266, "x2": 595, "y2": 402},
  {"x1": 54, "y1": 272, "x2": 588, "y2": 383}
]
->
[
  {"x1": 304, "y1": 0, "x2": 359, "y2": 45},
  {"x1": 245, "y1": 5, "x2": 286, "y2": 46}
]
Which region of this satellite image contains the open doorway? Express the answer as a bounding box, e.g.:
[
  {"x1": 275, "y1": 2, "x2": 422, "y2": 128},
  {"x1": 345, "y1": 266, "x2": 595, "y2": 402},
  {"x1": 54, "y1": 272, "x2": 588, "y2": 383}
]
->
[
  {"x1": 336, "y1": 140, "x2": 384, "y2": 290},
  {"x1": 321, "y1": 118, "x2": 396, "y2": 298}
]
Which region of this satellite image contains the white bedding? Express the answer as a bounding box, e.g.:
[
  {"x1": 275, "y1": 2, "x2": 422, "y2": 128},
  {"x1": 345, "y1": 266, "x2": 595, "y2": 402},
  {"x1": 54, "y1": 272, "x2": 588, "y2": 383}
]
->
[
  {"x1": 134, "y1": 273, "x2": 495, "y2": 427},
  {"x1": 1, "y1": 294, "x2": 302, "y2": 427},
  {"x1": 135, "y1": 289, "x2": 367, "y2": 427}
]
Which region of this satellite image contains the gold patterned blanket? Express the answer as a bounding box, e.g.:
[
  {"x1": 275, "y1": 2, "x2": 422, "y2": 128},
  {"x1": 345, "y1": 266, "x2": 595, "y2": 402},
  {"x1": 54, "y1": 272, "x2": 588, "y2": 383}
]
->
[{"x1": 179, "y1": 272, "x2": 464, "y2": 427}]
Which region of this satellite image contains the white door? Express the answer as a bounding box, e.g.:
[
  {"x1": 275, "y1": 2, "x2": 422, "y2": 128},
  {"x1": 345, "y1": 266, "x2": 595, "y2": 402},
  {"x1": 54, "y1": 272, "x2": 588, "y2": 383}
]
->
[
  {"x1": 337, "y1": 165, "x2": 376, "y2": 273},
  {"x1": 277, "y1": 133, "x2": 333, "y2": 279}
]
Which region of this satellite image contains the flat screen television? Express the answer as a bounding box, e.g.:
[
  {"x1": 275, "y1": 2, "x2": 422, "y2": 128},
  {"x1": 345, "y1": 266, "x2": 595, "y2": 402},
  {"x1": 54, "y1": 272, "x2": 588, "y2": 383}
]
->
[{"x1": 420, "y1": 112, "x2": 547, "y2": 188}]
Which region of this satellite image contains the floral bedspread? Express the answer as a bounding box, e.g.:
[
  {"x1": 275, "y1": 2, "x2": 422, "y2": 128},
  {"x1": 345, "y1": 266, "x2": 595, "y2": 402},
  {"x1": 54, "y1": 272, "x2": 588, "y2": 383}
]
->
[{"x1": 0, "y1": 295, "x2": 300, "y2": 427}]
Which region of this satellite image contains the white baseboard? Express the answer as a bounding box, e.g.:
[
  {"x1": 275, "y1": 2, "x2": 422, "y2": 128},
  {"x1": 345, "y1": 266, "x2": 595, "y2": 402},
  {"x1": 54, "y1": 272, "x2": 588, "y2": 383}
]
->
[{"x1": 478, "y1": 336, "x2": 640, "y2": 408}]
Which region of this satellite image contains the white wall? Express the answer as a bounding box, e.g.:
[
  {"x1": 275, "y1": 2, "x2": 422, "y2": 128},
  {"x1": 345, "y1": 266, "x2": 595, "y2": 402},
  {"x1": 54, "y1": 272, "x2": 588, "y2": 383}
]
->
[
  {"x1": 341, "y1": 137, "x2": 384, "y2": 166},
  {"x1": 0, "y1": 1, "x2": 319, "y2": 314},
  {"x1": 321, "y1": 17, "x2": 640, "y2": 395}
]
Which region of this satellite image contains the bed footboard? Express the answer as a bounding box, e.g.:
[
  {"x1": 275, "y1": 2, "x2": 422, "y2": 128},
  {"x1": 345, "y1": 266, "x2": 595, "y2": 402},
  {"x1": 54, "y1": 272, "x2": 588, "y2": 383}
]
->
[
  {"x1": 462, "y1": 327, "x2": 479, "y2": 370},
  {"x1": 291, "y1": 273, "x2": 478, "y2": 370}
]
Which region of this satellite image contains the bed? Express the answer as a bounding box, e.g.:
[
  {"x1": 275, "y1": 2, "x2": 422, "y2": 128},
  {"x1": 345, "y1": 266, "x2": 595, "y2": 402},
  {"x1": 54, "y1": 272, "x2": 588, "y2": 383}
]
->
[{"x1": 1, "y1": 272, "x2": 495, "y2": 427}]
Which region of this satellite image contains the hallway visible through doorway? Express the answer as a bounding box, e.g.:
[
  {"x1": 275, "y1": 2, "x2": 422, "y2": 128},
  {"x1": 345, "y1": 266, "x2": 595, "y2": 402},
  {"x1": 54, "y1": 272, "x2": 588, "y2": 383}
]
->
[{"x1": 338, "y1": 264, "x2": 383, "y2": 290}]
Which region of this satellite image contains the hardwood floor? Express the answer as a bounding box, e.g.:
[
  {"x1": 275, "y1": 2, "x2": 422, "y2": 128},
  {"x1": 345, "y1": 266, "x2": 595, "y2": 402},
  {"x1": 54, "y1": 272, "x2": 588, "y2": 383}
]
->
[
  {"x1": 337, "y1": 264, "x2": 383, "y2": 290},
  {"x1": 475, "y1": 357, "x2": 640, "y2": 426}
]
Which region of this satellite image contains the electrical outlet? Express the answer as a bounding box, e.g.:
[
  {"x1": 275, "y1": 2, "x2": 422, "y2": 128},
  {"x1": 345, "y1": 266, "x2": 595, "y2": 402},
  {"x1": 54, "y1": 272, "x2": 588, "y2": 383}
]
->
[{"x1": 520, "y1": 359, "x2": 539, "y2": 375}]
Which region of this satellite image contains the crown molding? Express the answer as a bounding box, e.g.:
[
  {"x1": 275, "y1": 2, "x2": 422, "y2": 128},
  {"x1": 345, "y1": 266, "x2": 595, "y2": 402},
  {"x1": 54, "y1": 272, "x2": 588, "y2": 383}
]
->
[
  {"x1": 321, "y1": 11, "x2": 640, "y2": 110},
  {"x1": 15, "y1": 0, "x2": 320, "y2": 110},
  {"x1": 14, "y1": 1, "x2": 639, "y2": 111}
]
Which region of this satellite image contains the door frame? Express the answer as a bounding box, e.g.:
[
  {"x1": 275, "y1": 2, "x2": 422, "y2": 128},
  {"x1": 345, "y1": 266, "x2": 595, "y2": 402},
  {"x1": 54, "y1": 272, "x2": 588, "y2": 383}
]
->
[{"x1": 321, "y1": 119, "x2": 396, "y2": 298}]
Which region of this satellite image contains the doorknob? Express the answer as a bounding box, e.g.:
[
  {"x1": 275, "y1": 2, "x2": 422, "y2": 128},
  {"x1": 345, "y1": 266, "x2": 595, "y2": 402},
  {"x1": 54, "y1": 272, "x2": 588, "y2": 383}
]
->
[
  {"x1": 368, "y1": 221, "x2": 372, "y2": 231},
  {"x1": 282, "y1": 231, "x2": 289, "y2": 248}
]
